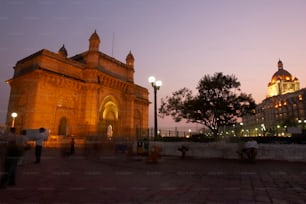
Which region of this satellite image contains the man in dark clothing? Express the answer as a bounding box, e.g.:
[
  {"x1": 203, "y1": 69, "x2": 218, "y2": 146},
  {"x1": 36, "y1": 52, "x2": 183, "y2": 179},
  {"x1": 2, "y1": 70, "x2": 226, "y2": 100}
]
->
[
  {"x1": 178, "y1": 145, "x2": 189, "y2": 159},
  {"x1": 35, "y1": 128, "x2": 45, "y2": 163},
  {"x1": 0, "y1": 128, "x2": 23, "y2": 188}
]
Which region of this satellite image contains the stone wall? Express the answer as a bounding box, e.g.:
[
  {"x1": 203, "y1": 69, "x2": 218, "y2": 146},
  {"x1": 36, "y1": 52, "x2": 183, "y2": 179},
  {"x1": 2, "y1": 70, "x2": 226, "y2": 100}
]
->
[{"x1": 147, "y1": 141, "x2": 306, "y2": 162}]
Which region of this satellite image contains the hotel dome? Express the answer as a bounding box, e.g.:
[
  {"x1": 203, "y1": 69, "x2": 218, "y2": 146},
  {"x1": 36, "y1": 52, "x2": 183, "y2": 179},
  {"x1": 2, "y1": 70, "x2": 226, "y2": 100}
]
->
[
  {"x1": 270, "y1": 60, "x2": 296, "y2": 82},
  {"x1": 267, "y1": 60, "x2": 299, "y2": 97}
]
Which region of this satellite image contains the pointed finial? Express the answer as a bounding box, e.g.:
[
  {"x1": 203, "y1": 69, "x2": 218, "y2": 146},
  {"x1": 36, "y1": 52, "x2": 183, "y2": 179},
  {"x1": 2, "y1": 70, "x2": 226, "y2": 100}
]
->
[{"x1": 278, "y1": 59, "x2": 283, "y2": 69}]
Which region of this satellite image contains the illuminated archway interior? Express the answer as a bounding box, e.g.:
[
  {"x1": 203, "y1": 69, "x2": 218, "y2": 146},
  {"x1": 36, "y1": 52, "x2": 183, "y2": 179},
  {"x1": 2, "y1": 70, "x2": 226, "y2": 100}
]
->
[{"x1": 98, "y1": 96, "x2": 119, "y2": 137}]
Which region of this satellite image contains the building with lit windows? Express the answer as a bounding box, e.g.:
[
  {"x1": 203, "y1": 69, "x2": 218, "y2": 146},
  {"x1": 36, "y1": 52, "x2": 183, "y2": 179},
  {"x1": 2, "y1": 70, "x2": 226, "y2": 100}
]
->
[
  {"x1": 6, "y1": 31, "x2": 149, "y2": 139},
  {"x1": 243, "y1": 60, "x2": 306, "y2": 136}
]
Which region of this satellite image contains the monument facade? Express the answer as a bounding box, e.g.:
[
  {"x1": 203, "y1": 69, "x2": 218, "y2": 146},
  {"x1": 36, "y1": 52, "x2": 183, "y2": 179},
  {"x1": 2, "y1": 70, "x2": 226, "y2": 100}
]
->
[{"x1": 6, "y1": 31, "x2": 149, "y2": 139}]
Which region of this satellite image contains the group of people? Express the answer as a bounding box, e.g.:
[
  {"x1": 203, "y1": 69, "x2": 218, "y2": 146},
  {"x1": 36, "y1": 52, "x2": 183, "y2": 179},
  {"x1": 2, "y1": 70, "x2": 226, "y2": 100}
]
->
[{"x1": 0, "y1": 127, "x2": 46, "y2": 188}]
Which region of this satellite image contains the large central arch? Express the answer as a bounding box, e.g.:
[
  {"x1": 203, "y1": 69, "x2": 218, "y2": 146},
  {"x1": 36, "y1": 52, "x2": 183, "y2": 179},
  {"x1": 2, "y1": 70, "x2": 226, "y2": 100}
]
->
[{"x1": 98, "y1": 95, "x2": 119, "y2": 139}]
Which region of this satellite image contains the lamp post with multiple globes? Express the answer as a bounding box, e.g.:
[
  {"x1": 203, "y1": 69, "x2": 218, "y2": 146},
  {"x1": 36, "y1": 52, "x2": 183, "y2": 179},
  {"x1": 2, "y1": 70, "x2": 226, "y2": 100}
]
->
[{"x1": 148, "y1": 76, "x2": 162, "y2": 140}]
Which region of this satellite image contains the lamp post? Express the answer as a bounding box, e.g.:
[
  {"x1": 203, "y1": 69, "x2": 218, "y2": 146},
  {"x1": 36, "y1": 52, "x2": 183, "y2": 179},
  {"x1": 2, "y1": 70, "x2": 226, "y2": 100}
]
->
[
  {"x1": 148, "y1": 76, "x2": 162, "y2": 140},
  {"x1": 188, "y1": 129, "x2": 191, "y2": 138},
  {"x1": 298, "y1": 119, "x2": 306, "y2": 130},
  {"x1": 261, "y1": 123, "x2": 266, "y2": 136},
  {"x1": 11, "y1": 112, "x2": 18, "y2": 128},
  {"x1": 240, "y1": 122, "x2": 243, "y2": 136}
]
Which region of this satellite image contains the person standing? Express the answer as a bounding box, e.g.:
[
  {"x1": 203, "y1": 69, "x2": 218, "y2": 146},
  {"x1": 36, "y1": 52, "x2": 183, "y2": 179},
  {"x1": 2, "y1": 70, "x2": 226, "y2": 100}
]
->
[
  {"x1": 0, "y1": 127, "x2": 23, "y2": 188},
  {"x1": 35, "y1": 128, "x2": 45, "y2": 163}
]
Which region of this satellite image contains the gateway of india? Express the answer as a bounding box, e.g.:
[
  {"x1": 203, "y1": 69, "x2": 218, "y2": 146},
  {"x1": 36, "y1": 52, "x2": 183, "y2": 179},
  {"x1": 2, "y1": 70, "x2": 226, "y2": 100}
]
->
[{"x1": 6, "y1": 31, "x2": 149, "y2": 140}]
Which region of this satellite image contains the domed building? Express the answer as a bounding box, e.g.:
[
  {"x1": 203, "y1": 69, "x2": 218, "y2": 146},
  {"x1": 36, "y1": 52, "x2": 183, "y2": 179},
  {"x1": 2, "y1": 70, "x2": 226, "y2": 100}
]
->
[
  {"x1": 267, "y1": 60, "x2": 299, "y2": 97},
  {"x1": 5, "y1": 31, "x2": 149, "y2": 140},
  {"x1": 242, "y1": 60, "x2": 306, "y2": 137}
]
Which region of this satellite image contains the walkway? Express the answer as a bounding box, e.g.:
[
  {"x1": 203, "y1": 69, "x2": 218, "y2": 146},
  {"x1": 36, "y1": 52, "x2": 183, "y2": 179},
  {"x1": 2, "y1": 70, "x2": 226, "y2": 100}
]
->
[{"x1": 1, "y1": 148, "x2": 306, "y2": 203}]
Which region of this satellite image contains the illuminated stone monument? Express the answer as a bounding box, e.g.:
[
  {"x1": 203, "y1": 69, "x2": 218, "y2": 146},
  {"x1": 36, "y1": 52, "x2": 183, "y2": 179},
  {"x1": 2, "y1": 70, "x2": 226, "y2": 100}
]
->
[{"x1": 6, "y1": 31, "x2": 149, "y2": 139}]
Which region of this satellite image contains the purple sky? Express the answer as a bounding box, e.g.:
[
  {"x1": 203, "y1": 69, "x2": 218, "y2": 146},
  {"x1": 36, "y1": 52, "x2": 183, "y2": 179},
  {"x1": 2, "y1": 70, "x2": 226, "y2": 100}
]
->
[{"x1": 1, "y1": 0, "x2": 306, "y2": 130}]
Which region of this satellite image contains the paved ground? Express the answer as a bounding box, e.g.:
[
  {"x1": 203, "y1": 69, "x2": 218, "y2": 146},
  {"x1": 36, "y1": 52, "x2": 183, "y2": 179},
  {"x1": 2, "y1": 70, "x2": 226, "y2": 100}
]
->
[{"x1": 1, "y1": 148, "x2": 306, "y2": 204}]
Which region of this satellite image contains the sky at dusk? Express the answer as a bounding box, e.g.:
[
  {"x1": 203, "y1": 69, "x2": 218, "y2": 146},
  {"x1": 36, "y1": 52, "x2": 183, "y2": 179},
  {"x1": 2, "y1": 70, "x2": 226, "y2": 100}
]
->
[{"x1": 0, "y1": 0, "x2": 306, "y2": 130}]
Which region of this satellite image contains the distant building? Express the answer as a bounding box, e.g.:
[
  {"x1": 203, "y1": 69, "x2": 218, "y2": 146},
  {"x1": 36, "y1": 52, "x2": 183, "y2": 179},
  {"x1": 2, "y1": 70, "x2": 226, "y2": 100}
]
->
[
  {"x1": 243, "y1": 60, "x2": 306, "y2": 136},
  {"x1": 6, "y1": 31, "x2": 149, "y2": 139}
]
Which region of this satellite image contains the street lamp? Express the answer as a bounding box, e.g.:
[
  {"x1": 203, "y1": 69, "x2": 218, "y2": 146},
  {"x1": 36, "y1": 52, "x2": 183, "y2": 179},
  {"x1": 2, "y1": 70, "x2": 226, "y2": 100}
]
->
[
  {"x1": 298, "y1": 119, "x2": 306, "y2": 130},
  {"x1": 239, "y1": 122, "x2": 243, "y2": 136},
  {"x1": 187, "y1": 129, "x2": 191, "y2": 138},
  {"x1": 148, "y1": 76, "x2": 162, "y2": 140},
  {"x1": 277, "y1": 124, "x2": 280, "y2": 136},
  {"x1": 11, "y1": 112, "x2": 18, "y2": 128}
]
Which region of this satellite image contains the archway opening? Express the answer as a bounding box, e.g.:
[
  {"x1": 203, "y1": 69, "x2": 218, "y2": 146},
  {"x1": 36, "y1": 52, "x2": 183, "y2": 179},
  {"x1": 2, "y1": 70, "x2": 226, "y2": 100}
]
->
[
  {"x1": 58, "y1": 117, "x2": 68, "y2": 136},
  {"x1": 98, "y1": 96, "x2": 119, "y2": 139}
]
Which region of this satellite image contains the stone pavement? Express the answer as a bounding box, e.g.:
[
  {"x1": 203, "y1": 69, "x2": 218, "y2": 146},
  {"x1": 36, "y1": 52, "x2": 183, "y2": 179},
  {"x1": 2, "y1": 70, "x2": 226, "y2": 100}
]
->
[{"x1": 1, "y1": 148, "x2": 306, "y2": 204}]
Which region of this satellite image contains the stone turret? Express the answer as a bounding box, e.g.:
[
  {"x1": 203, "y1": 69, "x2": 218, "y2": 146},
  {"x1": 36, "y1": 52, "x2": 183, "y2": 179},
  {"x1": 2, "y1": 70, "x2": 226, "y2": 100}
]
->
[
  {"x1": 87, "y1": 30, "x2": 100, "y2": 68},
  {"x1": 58, "y1": 44, "x2": 68, "y2": 58},
  {"x1": 89, "y1": 30, "x2": 100, "y2": 52},
  {"x1": 126, "y1": 51, "x2": 135, "y2": 68}
]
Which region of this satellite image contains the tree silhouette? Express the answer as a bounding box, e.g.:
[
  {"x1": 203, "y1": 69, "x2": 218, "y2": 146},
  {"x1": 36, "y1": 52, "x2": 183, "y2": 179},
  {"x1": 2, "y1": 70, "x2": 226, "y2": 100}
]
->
[{"x1": 159, "y1": 72, "x2": 256, "y2": 138}]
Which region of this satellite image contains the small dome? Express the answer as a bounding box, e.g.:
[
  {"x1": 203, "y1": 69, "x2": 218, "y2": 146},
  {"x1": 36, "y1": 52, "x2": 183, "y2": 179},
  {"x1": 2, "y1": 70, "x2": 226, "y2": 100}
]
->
[
  {"x1": 271, "y1": 60, "x2": 293, "y2": 82},
  {"x1": 89, "y1": 30, "x2": 100, "y2": 42},
  {"x1": 271, "y1": 69, "x2": 293, "y2": 81},
  {"x1": 58, "y1": 44, "x2": 68, "y2": 57}
]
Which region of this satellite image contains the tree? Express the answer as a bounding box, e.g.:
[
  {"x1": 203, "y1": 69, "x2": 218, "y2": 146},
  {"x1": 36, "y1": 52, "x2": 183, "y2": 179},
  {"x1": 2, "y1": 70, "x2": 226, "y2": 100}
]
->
[{"x1": 159, "y1": 72, "x2": 256, "y2": 138}]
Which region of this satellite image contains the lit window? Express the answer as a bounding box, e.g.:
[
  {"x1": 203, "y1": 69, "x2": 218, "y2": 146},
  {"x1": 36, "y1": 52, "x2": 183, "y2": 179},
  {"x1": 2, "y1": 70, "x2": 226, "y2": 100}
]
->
[{"x1": 298, "y1": 95, "x2": 303, "y2": 101}]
